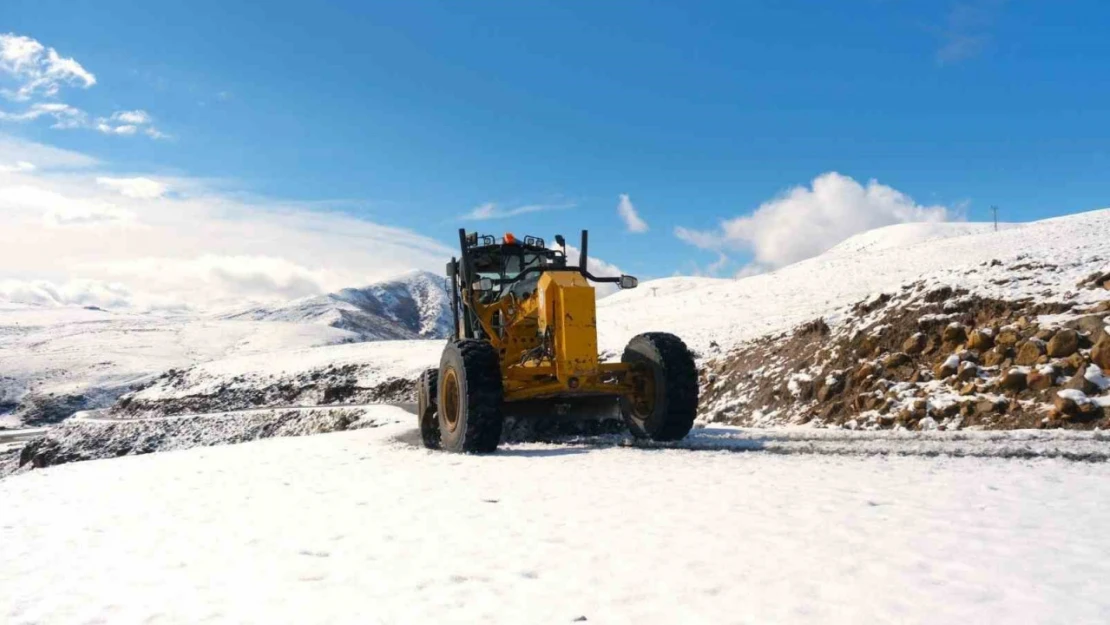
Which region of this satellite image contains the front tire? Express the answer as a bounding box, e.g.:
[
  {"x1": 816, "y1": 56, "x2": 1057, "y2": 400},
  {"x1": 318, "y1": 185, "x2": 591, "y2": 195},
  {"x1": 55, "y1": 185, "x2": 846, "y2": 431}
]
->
[
  {"x1": 417, "y1": 368, "x2": 440, "y2": 449},
  {"x1": 620, "y1": 332, "x2": 698, "y2": 441},
  {"x1": 437, "y1": 340, "x2": 504, "y2": 453}
]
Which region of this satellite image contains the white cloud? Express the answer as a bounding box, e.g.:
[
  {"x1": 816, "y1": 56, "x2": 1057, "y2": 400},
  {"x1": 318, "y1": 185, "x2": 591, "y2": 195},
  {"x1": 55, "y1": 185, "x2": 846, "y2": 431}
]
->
[
  {"x1": 0, "y1": 34, "x2": 166, "y2": 140},
  {"x1": 616, "y1": 194, "x2": 649, "y2": 233},
  {"x1": 111, "y1": 110, "x2": 150, "y2": 125},
  {"x1": 0, "y1": 101, "x2": 88, "y2": 128},
  {"x1": 0, "y1": 160, "x2": 34, "y2": 173},
  {"x1": 0, "y1": 33, "x2": 96, "y2": 101},
  {"x1": 96, "y1": 176, "x2": 168, "y2": 199},
  {"x1": 0, "y1": 135, "x2": 454, "y2": 311},
  {"x1": 463, "y1": 201, "x2": 574, "y2": 220},
  {"x1": 0, "y1": 278, "x2": 131, "y2": 308},
  {"x1": 95, "y1": 110, "x2": 167, "y2": 139},
  {"x1": 0, "y1": 184, "x2": 137, "y2": 227},
  {"x1": 675, "y1": 172, "x2": 953, "y2": 275}
]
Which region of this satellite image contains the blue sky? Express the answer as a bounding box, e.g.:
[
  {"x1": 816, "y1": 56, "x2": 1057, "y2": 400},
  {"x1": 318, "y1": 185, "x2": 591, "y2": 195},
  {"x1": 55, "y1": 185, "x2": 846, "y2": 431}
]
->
[{"x1": 1, "y1": 0, "x2": 1109, "y2": 304}]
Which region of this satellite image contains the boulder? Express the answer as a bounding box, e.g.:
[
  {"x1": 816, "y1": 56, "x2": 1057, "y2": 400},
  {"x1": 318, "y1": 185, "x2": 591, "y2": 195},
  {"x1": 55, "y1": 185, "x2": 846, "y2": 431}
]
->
[
  {"x1": 967, "y1": 329, "x2": 994, "y2": 351},
  {"x1": 975, "y1": 399, "x2": 1003, "y2": 416},
  {"x1": 1092, "y1": 336, "x2": 1110, "y2": 370},
  {"x1": 1060, "y1": 353, "x2": 1088, "y2": 376},
  {"x1": 995, "y1": 328, "x2": 1021, "y2": 347},
  {"x1": 902, "y1": 333, "x2": 927, "y2": 355},
  {"x1": 1015, "y1": 340, "x2": 1046, "y2": 366},
  {"x1": 882, "y1": 352, "x2": 911, "y2": 369},
  {"x1": 982, "y1": 348, "x2": 1008, "y2": 368},
  {"x1": 1000, "y1": 369, "x2": 1027, "y2": 392},
  {"x1": 853, "y1": 363, "x2": 876, "y2": 383},
  {"x1": 943, "y1": 323, "x2": 967, "y2": 345},
  {"x1": 934, "y1": 354, "x2": 960, "y2": 379},
  {"x1": 959, "y1": 382, "x2": 978, "y2": 396},
  {"x1": 1073, "y1": 315, "x2": 1109, "y2": 345},
  {"x1": 1046, "y1": 329, "x2": 1079, "y2": 358},
  {"x1": 1054, "y1": 392, "x2": 1081, "y2": 417},
  {"x1": 956, "y1": 361, "x2": 979, "y2": 382},
  {"x1": 1063, "y1": 370, "x2": 1098, "y2": 395},
  {"x1": 1035, "y1": 328, "x2": 1056, "y2": 342},
  {"x1": 1026, "y1": 369, "x2": 1055, "y2": 391}
]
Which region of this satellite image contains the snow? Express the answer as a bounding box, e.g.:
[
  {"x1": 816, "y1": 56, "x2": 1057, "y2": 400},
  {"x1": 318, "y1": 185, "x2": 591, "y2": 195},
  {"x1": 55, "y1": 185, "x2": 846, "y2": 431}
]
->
[
  {"x1": 4, "y1": 412, "x2": 1110, "y2": 624},
  {"x1": 1085, "y1": 365, "x2": 1110, "y2": 392}
]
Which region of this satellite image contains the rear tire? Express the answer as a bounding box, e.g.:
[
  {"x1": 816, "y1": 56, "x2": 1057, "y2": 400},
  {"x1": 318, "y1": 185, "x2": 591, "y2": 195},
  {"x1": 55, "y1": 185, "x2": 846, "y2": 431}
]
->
[
  {"x1": 417, "y1": 368, "x2": 440, "y2": 449},
  {"x1": 437, "y1": 340, "x2": 504, "y2": 453},
  {"x1": 620, "y1": 332, "x2": 698, "y2": 441}
]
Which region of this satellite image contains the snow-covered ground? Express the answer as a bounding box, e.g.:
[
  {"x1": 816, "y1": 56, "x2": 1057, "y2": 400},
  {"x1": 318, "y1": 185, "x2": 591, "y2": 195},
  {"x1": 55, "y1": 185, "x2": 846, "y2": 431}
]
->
[{"x1": 3, "y1": 407, "x2": 1109, "y2": 624}]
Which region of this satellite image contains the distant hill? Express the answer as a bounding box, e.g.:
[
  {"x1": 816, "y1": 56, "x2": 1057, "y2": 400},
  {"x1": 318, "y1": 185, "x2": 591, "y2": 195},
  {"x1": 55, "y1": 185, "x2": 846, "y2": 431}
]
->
[{"x1": 221, "y1": 269, "x2": 453, "y2": 341}]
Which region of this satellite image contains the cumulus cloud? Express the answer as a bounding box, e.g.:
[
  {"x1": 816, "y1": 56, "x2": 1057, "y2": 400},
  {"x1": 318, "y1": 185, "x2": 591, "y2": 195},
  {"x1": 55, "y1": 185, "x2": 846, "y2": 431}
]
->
[
  {"x1": 0, "y1": 135, "x2": 453, "y2": 311},
  {"x1": 675, "y1": 172, "x2": 953, "y2": 275},
  {"x1": 616, "y1": 194, "x2": 648, "y2": 233},
  {"x1": 0, "y1": 34, "x2": 166, "y2": 139},
  {"x1": 463, "y1": 201, "x2": 574, "y2": 220},
  {"x1": 95, "y1": 110, "x2": 167, "y2": 139},
  {"x1": 0, "y1": 33, "x2": 96, "y2": 101},
  {"x1": 96, "y1": 176, "x2": 167, "y2": 199}
]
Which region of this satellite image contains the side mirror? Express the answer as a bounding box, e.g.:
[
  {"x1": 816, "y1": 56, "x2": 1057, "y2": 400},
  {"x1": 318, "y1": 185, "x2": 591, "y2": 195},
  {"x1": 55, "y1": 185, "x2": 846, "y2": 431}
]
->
[
  {"x1": 555, "y1": 234, "x2": 566, "y2": 249},
  {"x1": 619, "y1": 275, "x2": 638, "y2": 289},
  {"x1": 474, "y1": 277, "x2": 494, "y2": 291},
  {"x1": 445, "y1": 260, "x2": 456, "y2": 279}
]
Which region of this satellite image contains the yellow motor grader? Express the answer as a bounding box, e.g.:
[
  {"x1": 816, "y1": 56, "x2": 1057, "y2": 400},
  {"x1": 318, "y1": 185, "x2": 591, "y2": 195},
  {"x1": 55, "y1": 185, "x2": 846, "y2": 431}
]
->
[{"x1": 417, "y1": 229, "x2": 698, "y2": 453}]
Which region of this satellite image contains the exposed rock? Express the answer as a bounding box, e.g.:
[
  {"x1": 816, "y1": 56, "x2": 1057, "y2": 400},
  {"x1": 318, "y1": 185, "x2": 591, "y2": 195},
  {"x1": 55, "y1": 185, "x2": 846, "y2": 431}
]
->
[
  {"x1": 1026, "y1": 369, "x2": 1055, "y2": 391},
  {"x1": 959, "y1": 382, "x2": 977, "y2": 396},
  {"x1": 1054, "y1": 393, "x2": 1081, "y2": 417},
  {"x1": 1073, "y1": 315, "x2": 1109, "y2": 345},
  {"x1": 942, "y1": 323, "x2": 967, "y2": 345},
  {"x1": 956, "y1": 361, "x2": 979, "y2": 382},
  {"x1": 902, "y1": 333, "x2": 927, "y2": 355},
  {"x1": 966, "y1": 329, "x2": 994, "y2": 351},
  {"x1": 995, "y1": 328, "x2": 1020, "y2": 347},
  {"x1": 1014, "y1": 340, "x2": 1046, "y2": 366},
  {"x1": 1092, "y1": 336, "x2": 1110, "y2": 370},
  {"x1": 882, "y1": 352, "x2": 911, "y2": 369},
  {"x1": 934, "y1": 355, "x2": 960, "y2": 379},
  {"x1": 1060, "y1": 353, "x2": 1088, "y2": 376},
  {"x1": 982, "y1": 348, "x2": 1008, "y2": 368},
  {"x1": 1063, "y1": 370, "x2": 1098, "y2": 395},
  {"x1": 1000, "y1": 369, "x2": 1027, "y2": 392},
  {"x1": 853, "y1": 364, "x2": 876, "y2": 383},
  {"x1": 818, "y1": 376, "x2": 845, "y2": 402},
  {"x1": 1046, "y1": 329, "x2": 1079, "y2": 358},
  {"x1": 1035, "y1": 328, "x2": 1056, "y2": 342},
  {"x1": 975, "y1": 399, "x2": 1003, "y2": 416}
]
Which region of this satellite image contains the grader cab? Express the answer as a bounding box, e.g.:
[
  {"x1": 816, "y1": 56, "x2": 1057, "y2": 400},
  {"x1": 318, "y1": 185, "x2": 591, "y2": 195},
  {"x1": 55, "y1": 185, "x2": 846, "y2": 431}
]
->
[{"x1": 417, "y1": 229, "x2": 698, "y2": 453}]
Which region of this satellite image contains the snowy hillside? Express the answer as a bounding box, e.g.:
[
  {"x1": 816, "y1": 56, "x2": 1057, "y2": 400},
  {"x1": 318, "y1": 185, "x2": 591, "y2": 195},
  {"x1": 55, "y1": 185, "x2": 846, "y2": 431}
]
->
[
  {"x1": 597, "y1": 208, "x2": 1110, "y2": 354},
  {"x1": 221, "y1": 269, "x2": 452, "y2": 340},
  {"x1": 0, "y1": 306, "x2": 357, "y2": 428}
]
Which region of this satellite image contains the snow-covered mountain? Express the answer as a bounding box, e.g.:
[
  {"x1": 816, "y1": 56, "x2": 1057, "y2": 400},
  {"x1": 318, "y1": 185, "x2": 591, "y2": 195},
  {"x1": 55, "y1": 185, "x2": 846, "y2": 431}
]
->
[{"x1": 220, "y1": 270, "x2": 453, "y2": 340}]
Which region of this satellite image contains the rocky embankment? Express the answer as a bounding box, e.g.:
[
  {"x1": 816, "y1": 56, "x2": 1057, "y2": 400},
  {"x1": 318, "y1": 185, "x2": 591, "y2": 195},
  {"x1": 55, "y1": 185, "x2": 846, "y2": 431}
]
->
[
  {"x1": 700, "y1": 268, "x2": 1110, "y2": 431},
  {"x1": 4, "y1": 406, "x2": 393, "y2": 478}
]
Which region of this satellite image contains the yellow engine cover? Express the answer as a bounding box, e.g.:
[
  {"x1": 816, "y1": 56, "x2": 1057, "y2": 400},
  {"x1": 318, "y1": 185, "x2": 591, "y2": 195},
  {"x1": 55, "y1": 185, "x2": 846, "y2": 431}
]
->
[{"x1": 537, "y1": 272, "x2": 599, "y2": 383}]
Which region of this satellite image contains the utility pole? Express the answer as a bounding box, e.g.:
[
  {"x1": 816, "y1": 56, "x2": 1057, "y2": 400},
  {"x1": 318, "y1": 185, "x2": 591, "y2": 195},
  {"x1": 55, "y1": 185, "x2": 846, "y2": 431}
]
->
[{"x1": 990, "y1": 205, "x2": 999, "y2": 232}]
